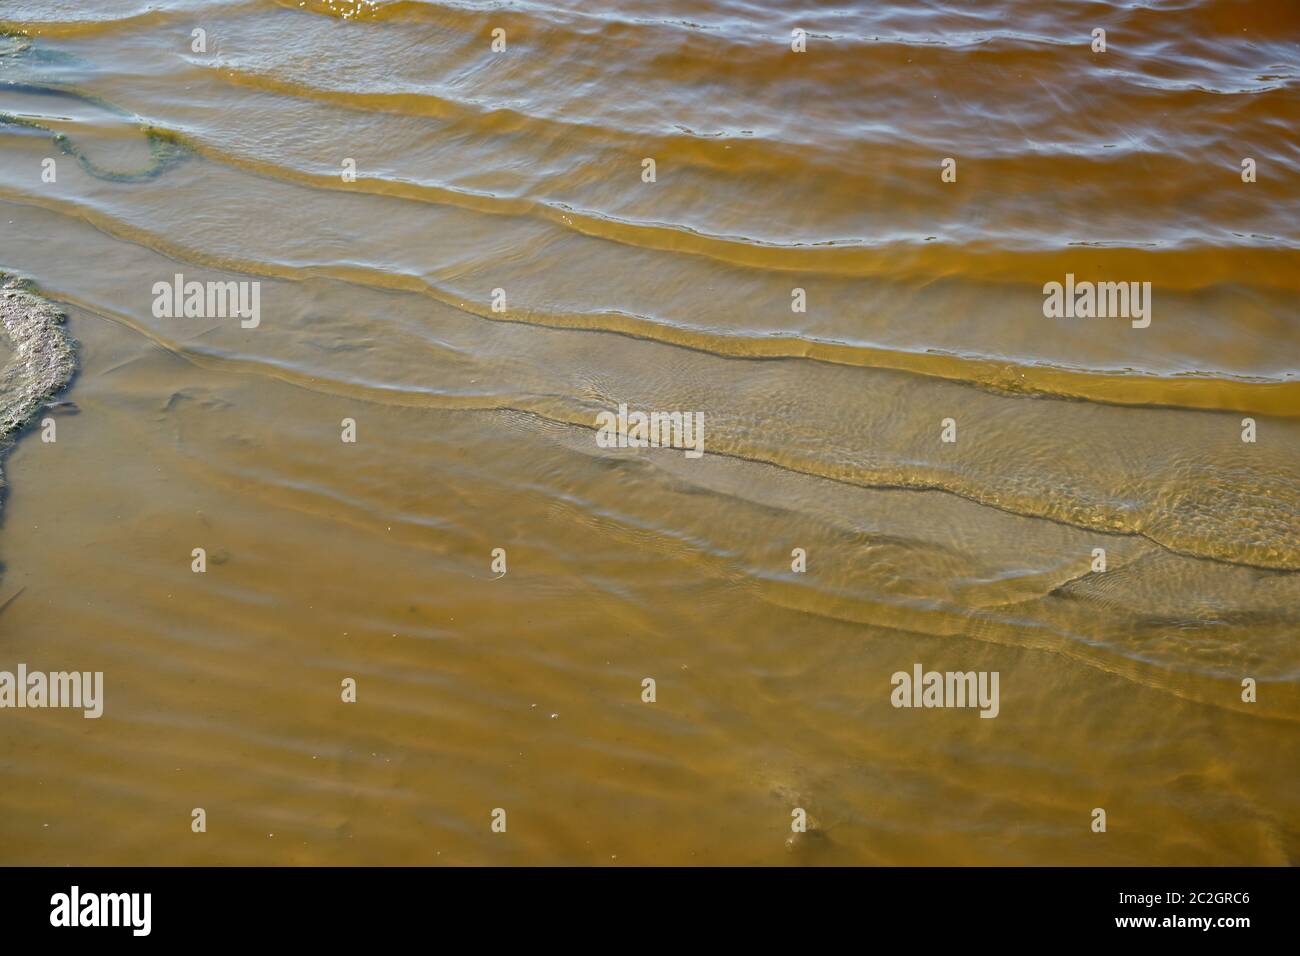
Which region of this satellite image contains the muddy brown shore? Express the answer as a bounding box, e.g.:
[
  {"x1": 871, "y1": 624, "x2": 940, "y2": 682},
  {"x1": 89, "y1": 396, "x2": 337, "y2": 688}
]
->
[{"x1": 0, "y1": 0, "x2": 1297, "y2": 866}]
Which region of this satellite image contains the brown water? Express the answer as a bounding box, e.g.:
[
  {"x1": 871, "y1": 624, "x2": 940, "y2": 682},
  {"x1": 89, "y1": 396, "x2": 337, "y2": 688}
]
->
[{"x1": 0, "y1": 0, "x2": 1297, "y2": 865}]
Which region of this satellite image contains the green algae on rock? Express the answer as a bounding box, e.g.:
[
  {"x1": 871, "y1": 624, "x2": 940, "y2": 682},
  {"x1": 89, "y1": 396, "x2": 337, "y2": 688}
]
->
[{"x1": 0, "y1": 274, "x2": 76, "y2": 465}]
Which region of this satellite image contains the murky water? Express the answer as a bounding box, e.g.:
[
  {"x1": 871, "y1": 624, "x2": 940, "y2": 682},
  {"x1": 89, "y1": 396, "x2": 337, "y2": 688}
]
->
[{"x1": 0, "y1": 0, "x2": 1297, "y2": 865}]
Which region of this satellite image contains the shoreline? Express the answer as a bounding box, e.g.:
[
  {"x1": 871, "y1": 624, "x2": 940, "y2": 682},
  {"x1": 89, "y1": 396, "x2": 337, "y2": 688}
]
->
[{"x1": 0, "y1": 271, "x2": 77, "y2": 518}]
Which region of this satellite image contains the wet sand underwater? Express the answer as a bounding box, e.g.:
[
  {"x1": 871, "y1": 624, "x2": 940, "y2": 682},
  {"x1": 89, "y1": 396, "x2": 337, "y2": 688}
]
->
[{"x1": 0, "y1": 0, "x2": 1298, "y2": 864}]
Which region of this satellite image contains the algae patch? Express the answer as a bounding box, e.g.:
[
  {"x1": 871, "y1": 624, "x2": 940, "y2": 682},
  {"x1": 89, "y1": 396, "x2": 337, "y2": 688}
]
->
[
  {"x1": 0, "y1": 273, "x2": 76, "y2": 483},
  {"x1": 0, "y1": 102, "x2": 189, "y2": 183},
  {"x1": 0, "y1": 27, "x2": 190, "y2": 183}
]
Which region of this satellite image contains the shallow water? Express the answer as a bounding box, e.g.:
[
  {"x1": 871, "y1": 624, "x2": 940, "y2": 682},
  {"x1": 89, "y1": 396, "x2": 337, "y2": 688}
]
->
[{"x1": 0, "y1": 0, "x2": 1297, "y2": 864}]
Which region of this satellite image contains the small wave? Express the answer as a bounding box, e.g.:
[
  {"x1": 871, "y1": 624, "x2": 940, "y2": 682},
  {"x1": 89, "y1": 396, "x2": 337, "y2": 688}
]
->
[{"x1": 6, "y1": 180, "x2": 1299, "y2": 420}]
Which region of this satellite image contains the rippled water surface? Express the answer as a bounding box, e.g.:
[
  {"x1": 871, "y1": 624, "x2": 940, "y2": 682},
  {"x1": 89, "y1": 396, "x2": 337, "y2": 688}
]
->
[{"x1": 0, "y1": 0, "x2": 1297, "y2": 864}]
